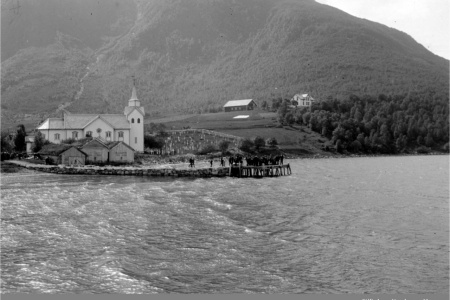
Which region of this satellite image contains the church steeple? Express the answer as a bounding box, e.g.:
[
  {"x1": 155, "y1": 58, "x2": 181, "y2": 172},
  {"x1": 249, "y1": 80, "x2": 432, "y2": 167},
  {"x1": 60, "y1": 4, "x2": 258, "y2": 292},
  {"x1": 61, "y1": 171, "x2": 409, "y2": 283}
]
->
[{"x1": 128, "y1": 76, "x2": 140, "y2": 107}]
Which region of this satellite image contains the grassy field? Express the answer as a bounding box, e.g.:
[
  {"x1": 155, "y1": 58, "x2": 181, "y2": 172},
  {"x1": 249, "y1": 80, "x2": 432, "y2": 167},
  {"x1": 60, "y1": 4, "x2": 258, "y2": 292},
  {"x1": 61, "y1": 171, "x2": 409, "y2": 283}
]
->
[{"x1": 148, "y1": 110, "x2": 333, "y2": 156}]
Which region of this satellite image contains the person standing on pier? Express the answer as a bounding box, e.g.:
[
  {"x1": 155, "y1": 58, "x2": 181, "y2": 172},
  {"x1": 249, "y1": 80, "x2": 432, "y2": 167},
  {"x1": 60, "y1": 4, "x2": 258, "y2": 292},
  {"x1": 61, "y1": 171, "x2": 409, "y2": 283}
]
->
[
  {"x1": 220, "y1": 157, "x2": 225, "y2": 167},
  {"x1": 210, "y1": 158, "x2": 213, "y2": 167}
]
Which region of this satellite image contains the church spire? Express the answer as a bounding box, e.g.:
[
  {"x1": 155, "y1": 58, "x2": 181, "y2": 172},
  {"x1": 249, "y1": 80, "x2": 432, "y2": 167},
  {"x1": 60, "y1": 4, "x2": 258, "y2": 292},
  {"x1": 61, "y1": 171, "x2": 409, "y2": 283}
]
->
[{"x1": 128, "y1": 75, "x2": 140, "y2": 107}]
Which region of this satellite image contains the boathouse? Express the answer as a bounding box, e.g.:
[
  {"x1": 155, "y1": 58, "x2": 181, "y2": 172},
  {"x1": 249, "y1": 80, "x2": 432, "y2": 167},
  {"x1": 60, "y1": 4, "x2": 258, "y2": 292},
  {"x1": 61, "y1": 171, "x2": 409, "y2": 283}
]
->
[
  {"x1": 80, "y1": 137, "x2": 135, "y2": 164},
  {"x1": 81, "y1": 138, "x2": 110, "y2": 163},
  {"x1": 223, "y1": 99, "x2": 257, "y2": 112},
  {"x1": 38, "y1": 144, "x2": 87, "y2": 165},
  {"x1": 108, "y1": 141, "x2": 135, "y2": 163}
]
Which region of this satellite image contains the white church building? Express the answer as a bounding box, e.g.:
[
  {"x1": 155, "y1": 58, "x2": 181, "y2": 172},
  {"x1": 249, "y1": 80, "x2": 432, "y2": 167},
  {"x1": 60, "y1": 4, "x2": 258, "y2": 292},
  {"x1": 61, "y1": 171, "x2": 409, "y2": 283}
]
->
[{"x1": 36, "y1": 82, "x2": 145, "y2": 152}]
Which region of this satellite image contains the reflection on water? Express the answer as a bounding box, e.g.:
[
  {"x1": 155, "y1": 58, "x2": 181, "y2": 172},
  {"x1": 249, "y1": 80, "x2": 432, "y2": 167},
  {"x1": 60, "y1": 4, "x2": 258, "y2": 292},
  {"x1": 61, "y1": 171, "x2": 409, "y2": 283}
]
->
[{"x1": 1, "y1": 156, "x2": 448, "y2": 293}]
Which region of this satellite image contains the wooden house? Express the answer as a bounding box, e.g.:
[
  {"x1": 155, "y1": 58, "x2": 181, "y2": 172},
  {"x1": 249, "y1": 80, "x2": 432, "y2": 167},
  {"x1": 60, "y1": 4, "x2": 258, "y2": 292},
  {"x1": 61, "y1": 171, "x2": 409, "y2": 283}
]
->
[
  {"x1": 80, "y1": 138, "x2": 135, "y2": 163},
  {"x1": 108, "y1": 141, "x2": 135, "y2": 163},
  {"x1": 291, "y1": 94, "x2": 315, "y2": 107},
  {"x1": 38, "y1": 144, "x2": 87, "y2": 165},
  {"x1": 81, "y1": 138, "x2": 110, "y2": 163}
]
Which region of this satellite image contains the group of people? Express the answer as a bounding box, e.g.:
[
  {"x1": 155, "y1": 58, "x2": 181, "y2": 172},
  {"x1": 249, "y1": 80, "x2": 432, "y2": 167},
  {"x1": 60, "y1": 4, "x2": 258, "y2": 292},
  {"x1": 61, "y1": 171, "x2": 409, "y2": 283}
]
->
[
  {"x1": 231, "y1": 154, "x2": 284, "y2": 167},
  {"x1": 187, "y1": 154, "x2": 285, "y2": 168},
  {"x1": 188, "y1": 157, "x2": 195, "y2": 168}
]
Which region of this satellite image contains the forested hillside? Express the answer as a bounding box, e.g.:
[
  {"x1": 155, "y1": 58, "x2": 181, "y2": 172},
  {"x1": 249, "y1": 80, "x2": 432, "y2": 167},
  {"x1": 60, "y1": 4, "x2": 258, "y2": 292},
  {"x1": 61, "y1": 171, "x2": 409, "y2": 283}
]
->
[
  {"x1": 1, "y1": 0, "x2": 448, "y2": 129},
  {"x1": 278, "y1": 91, "x2": 449, "y2": 154}
]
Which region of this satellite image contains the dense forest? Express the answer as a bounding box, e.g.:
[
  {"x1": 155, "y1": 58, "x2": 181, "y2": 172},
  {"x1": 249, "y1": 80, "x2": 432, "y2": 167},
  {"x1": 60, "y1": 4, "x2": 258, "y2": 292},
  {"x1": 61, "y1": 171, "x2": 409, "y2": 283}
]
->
[{"x1": 277, "y1": 91, "x2": 449, "y2": 154}]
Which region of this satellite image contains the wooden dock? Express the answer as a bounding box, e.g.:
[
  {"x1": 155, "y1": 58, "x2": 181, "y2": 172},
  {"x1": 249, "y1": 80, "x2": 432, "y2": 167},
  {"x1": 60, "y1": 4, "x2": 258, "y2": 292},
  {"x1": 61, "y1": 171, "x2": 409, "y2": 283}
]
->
[{"x1": 229, "y1": 164, "x2": 292, "y2": 178}]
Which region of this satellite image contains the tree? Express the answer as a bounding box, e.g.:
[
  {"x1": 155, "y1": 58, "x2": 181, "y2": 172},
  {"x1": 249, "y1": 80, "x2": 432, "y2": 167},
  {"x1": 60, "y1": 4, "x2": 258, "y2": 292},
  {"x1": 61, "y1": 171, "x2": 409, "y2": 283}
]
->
[
  {"x1": 349, "y1": 140, "x2": 362, "y2": 152},
  {"x1": 144, "y1": 135, "x2": 164, "y2": 149},
  {"x1": 32, "y1": 131, "x2": 46, "y2": 153},
  {"x1": 425, "y1": 132, "x2": 435, "y2": 147},
  {"x1": 284, "y1": 112, "x2": 295, "y2": 125},
  {"x1": 218, "y1": 140, "x2": 230, "y2": 154},
  {"x1": 14, "y1": 124, "x2": 26, "y2": 152},
  {"x1": 1, "y1": 131, "x2": 13, "y2": 153},
  {"x1": 335, "y1": 139, "x2": 343, "y2": 153},
  {"x1": 239, "y1": 138, "x2": 254, "y2": 153},
  {"x1": 253, "y1": 136, "x2": 265, "y2": 151},
  {"x1": 277, "y1": 101, "x2": 289, "y2": 123},
  {"x1": 198, "y1": 144, "x2": 217, "y2": 155},
  {"x1": 266, "y1": 137, "x2": 278, "y2": 148},
  {"x1": 261, "y1": 100, "x2": 268, "y2": 111},
  {"x1": 416, "y1": 135, "x2": 424, "y2": 146}
]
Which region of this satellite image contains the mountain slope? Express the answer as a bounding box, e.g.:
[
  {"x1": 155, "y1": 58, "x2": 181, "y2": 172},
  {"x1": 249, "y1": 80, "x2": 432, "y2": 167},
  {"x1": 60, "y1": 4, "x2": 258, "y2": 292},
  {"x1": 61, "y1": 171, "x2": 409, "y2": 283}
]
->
[{"x1": 1, "y1": 0, "x2": 448, "y2": 129}]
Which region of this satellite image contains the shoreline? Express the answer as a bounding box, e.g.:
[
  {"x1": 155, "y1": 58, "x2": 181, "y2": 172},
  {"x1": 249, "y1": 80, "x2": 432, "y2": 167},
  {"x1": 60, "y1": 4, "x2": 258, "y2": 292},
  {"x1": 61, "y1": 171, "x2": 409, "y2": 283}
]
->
[
  {"x1": 291, "y1": 152, "x2": 449, "y2": 160},
  {"x1": 1, "y1": 152, "x2": 450, "y2": 173}
]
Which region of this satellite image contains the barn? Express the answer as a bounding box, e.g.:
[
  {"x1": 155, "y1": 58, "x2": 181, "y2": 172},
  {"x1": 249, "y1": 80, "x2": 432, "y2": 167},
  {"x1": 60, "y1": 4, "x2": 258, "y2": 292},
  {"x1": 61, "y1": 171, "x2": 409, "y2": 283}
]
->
[
  {"x1": 108, "y1": 141, "x2": 135, "y2": 163},
  {"x1": 223, "y1": 99, "x2": 257, "y2": 112},
  {"x1": 81, "y1": 138, "x2": 109, "y2": 164},
  {"x1": 80, "y1": 137, "x2": 135, "y2": 164},
  {"x1": 38, "y1": 144, "x2": 87, "y2": 165}
]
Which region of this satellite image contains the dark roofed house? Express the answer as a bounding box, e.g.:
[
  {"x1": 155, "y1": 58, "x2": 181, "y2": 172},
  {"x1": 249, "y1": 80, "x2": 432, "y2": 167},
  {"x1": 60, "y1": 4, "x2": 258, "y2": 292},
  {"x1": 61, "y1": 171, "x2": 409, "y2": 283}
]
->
[
  {"x1": 108, "y1": 141, "x2": 135, "y2": 163},
  {"x1": 81, "y1": 138, "x2": 110, "y2": 163},
  {"x1": 38, "y1": 144, "x2": 87, "y2": 165},
  {"x1": 80, "y1": 137, "x2": 135, "y2": 164},
  {"x1": 223, "y1": 99, "x2": 257, "y2": 112}
]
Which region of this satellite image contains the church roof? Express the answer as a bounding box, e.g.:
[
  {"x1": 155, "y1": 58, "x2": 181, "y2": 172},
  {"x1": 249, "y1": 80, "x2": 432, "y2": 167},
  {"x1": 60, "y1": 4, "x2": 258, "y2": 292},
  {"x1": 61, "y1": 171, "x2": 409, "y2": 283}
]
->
[
  {"x1": 223, "y1": 99, "x2": 255, "y2": 107},
  {"x1": 108, "y1": 141, "x2": 135, "y2": 151},
  {"x1": 37, "y1": 118, "x2": 65, "y2": 130},
  {"x1": 38, "y1": 144, "x2": 87, "y2": 156},
  {"x1": 63, "y1": 114, "x2": 130, "y2": 129}
]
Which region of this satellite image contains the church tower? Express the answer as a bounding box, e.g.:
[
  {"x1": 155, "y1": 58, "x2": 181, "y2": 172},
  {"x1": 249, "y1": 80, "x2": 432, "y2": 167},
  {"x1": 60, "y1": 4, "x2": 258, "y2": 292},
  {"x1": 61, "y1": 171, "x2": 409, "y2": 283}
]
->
[{"x1": 124, "y1": 76, "x2": 145, "y2": 152}]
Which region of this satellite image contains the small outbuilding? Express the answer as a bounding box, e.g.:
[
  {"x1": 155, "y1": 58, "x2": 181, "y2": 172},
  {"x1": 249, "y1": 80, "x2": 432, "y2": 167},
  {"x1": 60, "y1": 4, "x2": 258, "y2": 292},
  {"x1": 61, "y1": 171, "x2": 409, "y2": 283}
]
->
[
  {"x1": 25, "y1": 136, "x2": 35, "y2": 154},
  {"x1": 108, "y1": 141, "x2": 135, "y2": 163},
  {"x1": 38, "y1": 144, "x2": 87, "y2": 165},
  {"x1": 81, "y1": 138, "x2": 110, "y2": 163},
  {"x1": 223, "y1": 99, "x2": 257, "y2": 112}
]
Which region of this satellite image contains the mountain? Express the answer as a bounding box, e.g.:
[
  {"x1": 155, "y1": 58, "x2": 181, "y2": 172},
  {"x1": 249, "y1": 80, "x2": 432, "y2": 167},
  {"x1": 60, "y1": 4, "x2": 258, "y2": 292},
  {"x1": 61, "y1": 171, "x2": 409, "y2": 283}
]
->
[{"x1": 1, "y1": 0, "x2": 448, "y2": 129}]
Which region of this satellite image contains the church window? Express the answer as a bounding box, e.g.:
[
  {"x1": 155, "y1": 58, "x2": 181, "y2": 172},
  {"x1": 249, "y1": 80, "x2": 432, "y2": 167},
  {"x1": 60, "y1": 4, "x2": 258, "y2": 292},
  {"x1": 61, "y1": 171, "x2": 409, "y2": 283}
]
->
[
  {"x1": 137, "y1": 118, "x2": 140, "y2": 123},
  {"x1": 54, "y1": 133, "x2": 60, "y2": 140},
  {"x1": 118, "y1": 131, "x2": 124, "y2": 138},
  {"x1": 86, "y1": 131, "x2": 92, "y2": 137},
  {"x1": 106, "y1": 131, "x2": 111, "y2": 138},
  {"x1": 72, "y1": 131, "x2": 78, "y2": 139},
  {"x1": 131, "y1": 118, "x2": 135, "y2": 123}
]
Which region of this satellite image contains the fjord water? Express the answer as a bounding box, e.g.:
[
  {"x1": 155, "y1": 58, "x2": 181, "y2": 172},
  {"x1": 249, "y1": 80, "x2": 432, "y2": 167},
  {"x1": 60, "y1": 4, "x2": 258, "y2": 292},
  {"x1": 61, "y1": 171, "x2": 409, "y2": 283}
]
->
[{"x1": 1, "y1": 156, "x2": 448, "y2": 294}]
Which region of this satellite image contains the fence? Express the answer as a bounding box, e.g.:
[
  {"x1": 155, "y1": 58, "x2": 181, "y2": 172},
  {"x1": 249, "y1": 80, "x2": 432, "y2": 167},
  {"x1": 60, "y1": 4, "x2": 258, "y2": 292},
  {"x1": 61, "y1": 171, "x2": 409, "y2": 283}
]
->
[{"x1": 158, "y1": 129, "x2": 243, "y2": 155}]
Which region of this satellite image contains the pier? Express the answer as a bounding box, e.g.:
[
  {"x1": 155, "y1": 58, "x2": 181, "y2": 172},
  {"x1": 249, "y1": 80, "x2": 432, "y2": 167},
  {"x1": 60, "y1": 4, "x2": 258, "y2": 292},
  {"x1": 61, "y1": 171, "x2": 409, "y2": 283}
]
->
[
  {"x1": 3, "y1": 160, "x2": 292, "y2": 179},
  {"x1": 229, "y1": 164, "x2": 291, "y2": 178}
]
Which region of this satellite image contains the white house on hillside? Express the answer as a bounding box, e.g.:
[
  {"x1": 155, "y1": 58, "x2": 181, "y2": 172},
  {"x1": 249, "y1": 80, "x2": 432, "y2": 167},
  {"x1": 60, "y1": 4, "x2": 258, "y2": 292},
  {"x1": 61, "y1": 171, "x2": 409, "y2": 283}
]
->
[
  {"x1": 36, "y1": 81, "x2": 145, "y2": 152},
  {"x1": 291, "y1": 94, "x2": 315, "y2": 107}
]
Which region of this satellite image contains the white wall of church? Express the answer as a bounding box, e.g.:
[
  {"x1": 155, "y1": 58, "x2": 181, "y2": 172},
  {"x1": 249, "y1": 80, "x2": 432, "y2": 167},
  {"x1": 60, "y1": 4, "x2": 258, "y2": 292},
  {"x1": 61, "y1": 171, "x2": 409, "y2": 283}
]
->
[
  {"x1": 114, "y1": 129, "x2": 130, "y2": 144},
  {"x1": 127, "y1": 109, "x2": 144, "y2": 152},
  {"x1": 84, "y1": 119, "x2": 115, "y2": 141},
  {"x1": 41, "y1": 129, "x2": 67, "y2": 144}
]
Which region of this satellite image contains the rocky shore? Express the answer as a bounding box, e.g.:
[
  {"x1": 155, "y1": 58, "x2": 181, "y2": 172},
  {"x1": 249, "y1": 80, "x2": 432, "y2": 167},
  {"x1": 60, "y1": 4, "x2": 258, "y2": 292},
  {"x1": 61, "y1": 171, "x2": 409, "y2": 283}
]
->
[{"x1": 3, "y1": 160, "x2": 230, "y2": 177}]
